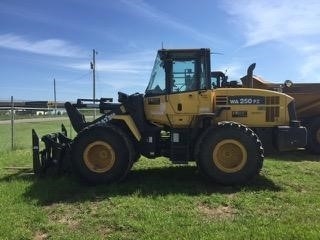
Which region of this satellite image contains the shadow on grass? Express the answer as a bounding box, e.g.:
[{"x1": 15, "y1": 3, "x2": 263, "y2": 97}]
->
[
  {"x1": 1, "y1": 165, "x2": 281, "y2": 206},
  {"x1": 266, "y1": 150, "x2": 320, "y2": 162}
]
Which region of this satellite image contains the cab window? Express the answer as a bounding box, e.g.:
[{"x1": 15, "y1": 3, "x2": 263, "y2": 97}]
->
[
  {"x1": 200, "y1": 57, "x2": 206, "y2": 89},
  {"x1": 211, "y1": 71, "x2": 227, "y2": 88},
  {"x1": 171, "y1": 59, "x2": 197, "y2": 93},
  {"x1": 146, "y1": 54, "x2": 166, "y2": 95}
]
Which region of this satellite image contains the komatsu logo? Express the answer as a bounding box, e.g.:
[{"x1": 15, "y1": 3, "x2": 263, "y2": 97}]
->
[
  {"x1": 228, "y1": 96, "x2": 265, "y2": 105},
  {"x1": 99, "y1": 113, "x2": 116, "y2": 125}
]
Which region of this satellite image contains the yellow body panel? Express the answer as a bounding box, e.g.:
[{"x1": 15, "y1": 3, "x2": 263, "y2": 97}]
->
[
  {"x1": 113, "y1": 115, "x2": 142, "y2": 141},
  {"x1": 144, "y1": 92, "x2": 199, "y2": 127},
  {"x1": 214, "y1": 88, "x2": 293, "y2": 127},
  {"x1": 144, "y1": 88, "x2": 293, "y2": 128}
]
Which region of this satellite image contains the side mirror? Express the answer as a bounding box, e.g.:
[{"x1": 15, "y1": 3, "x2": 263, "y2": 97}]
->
[{"x1": 284, "y1": 80, "x2": 293, "y2": 88}]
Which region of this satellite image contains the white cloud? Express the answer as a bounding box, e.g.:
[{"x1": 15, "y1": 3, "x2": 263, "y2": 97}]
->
[
  {"x1": 300, "y1": 56, "x2": 320, "y2": 77},
  {"x1": 120, "y1": 0, "x2": 219, "y2": 45},
  {"x1": 68, "y1": 50, "x2": 155, "y2": 74},
  {"x1": 298, "y1": 47, "x2": 320, "y2": 79},
  {"x1": 65, "y1": 50, "x2": 155, "y2": 98},
  {"x1": 223, "y1": 0, "x2": 320, "y2": 46},
  {"x1": 216, "y1": 63, "x2": 242, "y2": 78},
  {"x1": 221, "y1": 0, "x2": 320, "y2": 81},
  {"x1": 70, "y1": 60, "x2": 151, "y2": 74},
  {"x1": 0, "y1": 33, "x2": 85, "y2": 57}
]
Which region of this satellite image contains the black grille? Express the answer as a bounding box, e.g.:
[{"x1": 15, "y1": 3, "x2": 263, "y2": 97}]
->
[
  {"x1": 216, "y1": 96, "x2": 227, "y2": 105},
  {"x1": 266, "y1": 106, "x2": 279, "y2": 122},
  {"x1": 266, "y1": 96, "x2": 280, "y2": 105}
]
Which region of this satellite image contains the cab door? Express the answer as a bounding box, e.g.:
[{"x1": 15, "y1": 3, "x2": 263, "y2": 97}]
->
[{"x1": 166, "y1": 58, "x2": 201, "y2": 127}]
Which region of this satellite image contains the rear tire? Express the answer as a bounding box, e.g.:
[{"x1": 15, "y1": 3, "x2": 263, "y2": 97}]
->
[
  {"x1": 71, "y1": 124, "x2": 134, "y2": 184},
  {"x1": 197, "y1": 122, "x2": 264, "y2": 185}
]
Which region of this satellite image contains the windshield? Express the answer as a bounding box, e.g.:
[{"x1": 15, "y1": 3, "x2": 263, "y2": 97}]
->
[{"x1": 145, "y1": 53, "x2": 166, "y2": 95}]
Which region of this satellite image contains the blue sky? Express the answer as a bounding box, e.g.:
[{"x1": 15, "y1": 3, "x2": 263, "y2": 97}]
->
[{"x1": 1, "y1": 0, "x2": 320, "y2": 101}]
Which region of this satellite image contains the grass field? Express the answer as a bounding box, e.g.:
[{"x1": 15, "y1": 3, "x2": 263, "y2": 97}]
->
[{"x1": 0, "y1": 120, "x2": 320, "y2": 239}]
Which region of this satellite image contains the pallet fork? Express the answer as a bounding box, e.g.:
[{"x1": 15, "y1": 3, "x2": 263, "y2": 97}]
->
[{"x1": 32, "y1": 124, "x2": 72, "y2": 175}]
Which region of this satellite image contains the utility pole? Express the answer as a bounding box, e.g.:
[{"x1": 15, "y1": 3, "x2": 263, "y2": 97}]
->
[
  {"x1": 54, "y1": 78, "x2": 57, "y2": 116},
  {"x1": 91, "y1": 49, "x2": 97, "y2": 119}
]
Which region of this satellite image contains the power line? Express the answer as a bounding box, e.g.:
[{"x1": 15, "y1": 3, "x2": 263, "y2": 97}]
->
[
  {"x1": 91, "y1": 49, "x2": 98, "y2": 119},
  {"x1": 69, "y1": 71, "x2": 91, "y2": 83}
]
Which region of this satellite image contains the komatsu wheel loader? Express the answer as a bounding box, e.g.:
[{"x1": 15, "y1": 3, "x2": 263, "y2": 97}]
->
[{"x1": 32, "y1": 48, "x2": 307, "y2": 185}]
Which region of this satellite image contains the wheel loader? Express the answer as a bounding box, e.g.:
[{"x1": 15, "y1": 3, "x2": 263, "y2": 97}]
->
[{"x1": 32, "y1": 48, "x2": 307, "y2": 185}]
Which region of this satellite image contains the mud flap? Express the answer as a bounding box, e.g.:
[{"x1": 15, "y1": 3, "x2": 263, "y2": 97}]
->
[{"x1": 32, "y1": 124, "x2": 72, "y2": 176}]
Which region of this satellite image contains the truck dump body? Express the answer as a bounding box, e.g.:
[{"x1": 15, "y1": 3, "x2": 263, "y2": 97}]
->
[
  {"x1": 242, "y1": 75, "x2": 320, "y2": 120},
  {"x1": 283, "y1": 84, "x2": 320, "y2": 119}
]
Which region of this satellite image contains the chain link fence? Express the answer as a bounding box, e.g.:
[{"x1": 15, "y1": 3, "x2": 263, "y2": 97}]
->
[{"x1": 0, "y1": 97, "x2": 97, "y2": 151}]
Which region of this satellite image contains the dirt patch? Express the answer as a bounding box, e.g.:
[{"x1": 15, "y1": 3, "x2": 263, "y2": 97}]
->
[
  {"x1": 197, "y1": 204, "x2": 237, "y2": 221},
  {"x1": 56, "y1": 215, "x2": 80, "y2": 230},
  {"x1": 33, "y1": 231, "x2": 48, "y2": 240},
  {"x1": 44, "y1": 203, "x2": 81, "y2": 230},
  {"x1": 97, "y1": 227, "x2": 114, "y2": 238}
]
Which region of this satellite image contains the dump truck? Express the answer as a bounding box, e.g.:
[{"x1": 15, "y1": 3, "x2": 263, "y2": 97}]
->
[
  {"x1": 240, "y1": 64, "x2": 320, "y2": 154},
  {"x1": 32, "y1": 48, "x2": 307, "y2": 185}
]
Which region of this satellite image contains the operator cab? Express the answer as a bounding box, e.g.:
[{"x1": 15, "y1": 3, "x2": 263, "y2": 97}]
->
[
  {"x1": 145, "y1": 48, "x2": 211, "y2": 96},
  {"x1": 211, "y1": 71, "x2": 241, "y2": 88},
  {"x1": 211, "y1": 71, "x2": 227, "y2": 88}
]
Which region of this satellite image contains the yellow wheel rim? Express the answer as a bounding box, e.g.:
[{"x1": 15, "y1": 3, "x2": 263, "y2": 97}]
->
[
  {"x1": 213, "y1": 139, "x2": 247, "y2": 173},
  {"x1": 83, "y1": 141, "x2": 115, "y2": 173}
]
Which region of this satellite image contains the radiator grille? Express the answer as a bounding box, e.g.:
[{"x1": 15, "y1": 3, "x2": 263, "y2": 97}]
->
[
  {"x1": 266, "y1": 96, "x2": 280, "y2": 105},
  {"x1": 216, "y1": 96, "x2": 227, "y2": 105},
  {"x1": 266, "y1": 106, "x2": 280, "y2": 122}
]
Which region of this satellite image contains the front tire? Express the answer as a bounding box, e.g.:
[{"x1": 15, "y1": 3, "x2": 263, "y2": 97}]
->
[
  {"x1": 197, "y1": 122, "x2": 264, "y2": 185},
  {"x1": 71, "y1": 124, "x2": 134, "y2": 184}
]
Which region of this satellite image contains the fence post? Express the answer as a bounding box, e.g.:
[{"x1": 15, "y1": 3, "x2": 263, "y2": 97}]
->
[{"x1": 11, "y1": 96, "x2": 14, "y2": 150}]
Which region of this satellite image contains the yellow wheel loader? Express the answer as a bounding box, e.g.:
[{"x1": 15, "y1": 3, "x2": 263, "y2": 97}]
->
[{"x1": 32, "y1": 48, "x2": 307, "y2": 185}]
